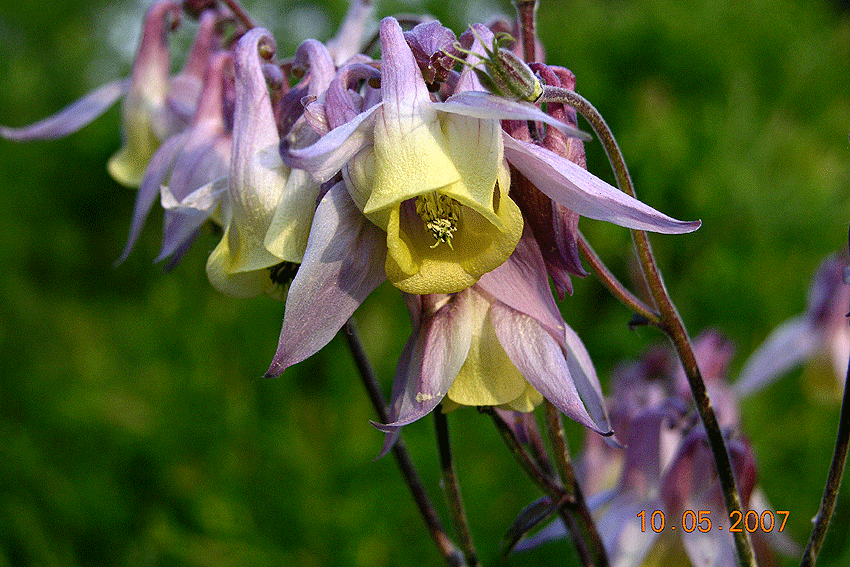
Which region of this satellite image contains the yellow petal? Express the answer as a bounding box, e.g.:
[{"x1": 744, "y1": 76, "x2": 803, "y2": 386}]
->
[
  {"x1": 447, "y1": 297, "x2": 529, "y2": 407},
  {"x1": 437, "y1": 112, "x2": 504, "y2": 224},
  {"x1": 363, "y1": 106, "x2": 461, "y2": 214},
  {"x1": 107, "y1": 101, "x2": 162, "y2": 188},
  {"x1": 206, "y1": 224, "x2": 287, "y2": 300},
  {"x1": 384, "y1": 180, "x2": 523, "y2": 294},
  {"x1": 264, "y1": 167, "x2": 321, "y2": 263},
  {"x1": 499, "y1": 385, "x2": 544, "y2": 413}
]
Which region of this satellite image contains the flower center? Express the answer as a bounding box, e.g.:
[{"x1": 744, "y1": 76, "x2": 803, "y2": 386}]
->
[{"x1": 415, "y1": 192, "x2": 461, "y2": 249}]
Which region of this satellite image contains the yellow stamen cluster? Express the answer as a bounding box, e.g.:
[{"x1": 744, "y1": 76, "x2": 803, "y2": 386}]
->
[{"x1": 415, "y1": 192, "x2": 461, "y2": 249}]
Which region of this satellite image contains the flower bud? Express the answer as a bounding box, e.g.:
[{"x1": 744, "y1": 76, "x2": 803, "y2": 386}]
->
[{"x1": 454, "y1": 30, "x2": 543, "y2": 102}]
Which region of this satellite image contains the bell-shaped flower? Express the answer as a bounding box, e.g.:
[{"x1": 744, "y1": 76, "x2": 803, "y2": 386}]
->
[
  {"x1": 116, "y1": 47, "x2": 233, "y2": 266},
  {"x1": 284, "y1": 17, "x2": 700, "y2": 296},
  {"x1": 205, "y1": 29, "x2": 330, "y2": 300},
  {"x1": 1, "y1": 2, "x2": 218, "y2": 188},
  {"x1": 735, "y1": 254, "x2": 850, "y2": 399},
  {"x1": 371, "y1": 226, "x2": 612, "y2": 454},
  {"x1": 516, "y1": 331, "x2": 796, "y2": 566}
]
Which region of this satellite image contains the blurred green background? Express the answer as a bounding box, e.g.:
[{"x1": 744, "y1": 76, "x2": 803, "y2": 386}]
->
[{"x1": 1, "y1": 0, "x2": 849, "y2": 565}]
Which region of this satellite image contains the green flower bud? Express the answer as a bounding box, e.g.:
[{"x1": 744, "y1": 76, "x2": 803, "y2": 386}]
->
[{"x1": 449, "y1": 31, "x2": 543, "y2": 103}]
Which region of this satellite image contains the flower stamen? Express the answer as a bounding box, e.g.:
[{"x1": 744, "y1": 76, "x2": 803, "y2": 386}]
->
[{"x1": 415, "y1": 192, "x2": 461, "y2": 249}]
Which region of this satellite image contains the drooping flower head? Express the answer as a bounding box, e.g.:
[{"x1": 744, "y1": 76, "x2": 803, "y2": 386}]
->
[
  {"x1": 268, "y1": 17, "x2": 700, "y2": 378},
  {"x1": 373, "y1": 226, "x2": 612, "y2": 456},
  {"x1": 1, "y1": 1, "x2": 218, "y2": 188},
  {"x1": 516, "y1": 331, "x2": 795, "y2": 566},
  {"x1": 735, "y1": 254, "x2": 850, "y2": 400},
  {"x1": 205, "y1": 30, "x2": 333, "y2": 300}
]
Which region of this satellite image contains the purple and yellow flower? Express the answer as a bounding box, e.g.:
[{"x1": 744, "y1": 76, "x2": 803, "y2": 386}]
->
[
  {"x1": 517, "y1": 331, "x2": 797, "y2": 566},
  {"x1": 283, "y1": 17, "x2": 700, "y2": 295},
  {"x1": 205, "y1": 29, "x2": 333, "y2": 300},
  {"x1": 735, "y1": 254, "x2": 850, "y2": 399},
  {"x1": 374, "y1": 227, "x2": 612, "y2": 453},
  {"x1": 1, "y1": 1, "x2": 218, "y2": 188}
]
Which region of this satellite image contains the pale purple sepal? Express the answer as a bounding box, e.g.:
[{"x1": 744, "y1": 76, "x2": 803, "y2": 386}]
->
[
  {"x1": 116, "y1": 132, "x2": 188, "y2": 264},
  {"x1": 282, "y1": 103, "x2": 380, "y2": 182},
  {"x1": 490, "y1": 302, "x2": 606, "y2": 433},
  {"x1": 374, "y1": 290, "x2": 477, "y2": 432},
  {"x1": 734, "y1": 316, "x2": 818, "y2": 397},
  {"x1": 478, "y1": 229, "x2": 611, "y2": 433},
  {"x1": 158, "y1": 174, "x2": 228, "y2": 262},
  {"x1": 435, "y1": 91, "x2": 589, "y2": 141},
  {"x1": 325, "y1": 0, "x2": 374, "y2": 65},
  {"x1": 0, "y1": 79, "x2": 128, "y2": 141},
  {"x1": 476, "y1": 227, "x2": 566, "y2": 341},
  {"x1": 265, "y1": 181, "x2": 386, "y2": 377},
  {"x1": 503, "y1": 134, "x2": 702, "y2": 234},
  {"x1": 562, "y1": 323, "x2": 612, "y2": 435}
]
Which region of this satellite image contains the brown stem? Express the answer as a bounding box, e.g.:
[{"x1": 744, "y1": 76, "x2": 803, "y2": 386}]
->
[
  {"x1": 577, "y1": 232, "x2": 660, "y2": 324},
  {"x1": 484, "y1": 407, "x2": 600, "y2": 567},
  {"x1": 800, "y1": 232, "x2": 850, "y2": 566},
  {"x1": 543, "y1": 401, "x2": 609, "y2": 567},
  {"x1": 513, "y1": 0, "x2": 539, "y2": 63},
  {"x1": 542, "y1": 85, "x2": 757, "y2": 567},
  {"x1": 343, "y1": 319, "x2": 466, "y2": 567},
  {"x1": 435, "y1": 409, "x2": 480, "y2": 567}
]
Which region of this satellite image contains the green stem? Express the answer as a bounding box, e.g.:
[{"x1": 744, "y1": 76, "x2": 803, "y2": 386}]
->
[
  {"x1": 343, "y1": 320, "x2": 466, "y2": 567},
  {"x1": 435, "y1": 409, "x2": 480, "y2": 567},
  {"x1": 542, "y1": 85, "x2": 756, "y2": 567}
]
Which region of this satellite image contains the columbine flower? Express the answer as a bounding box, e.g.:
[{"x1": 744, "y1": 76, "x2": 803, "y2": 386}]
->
[
  {"x1": 735, "y1": 254, "x2": 850, "y2": 399},
  {"x1": 117, "y1": 46, "x2": 233, "y2": 267},
  {"x1": 267, "y1": 17, "x2": 700, "y2": 378},
  {"x1": 205, "y1": 29, "x2": 333, "y2": 300},
  {"x1": 515, "y1": 331, "x2": 796, "y2": 566},
  {"x1": 1, "y1": 1, "x2": 217, "y2": 188},
  {"x1": 373, "y1": 226, "x2": 612, "y2": 454},
  {"x1": 283, "y1": 17, "x2": 700, "y2": 295}
]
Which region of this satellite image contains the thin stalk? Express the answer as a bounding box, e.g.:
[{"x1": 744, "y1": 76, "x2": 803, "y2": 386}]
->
[
  {"x1": 435, "y1": 409, "x2": 480, "y2": 567},
  {"x1": 484, "y1": 407, "x2": 598, "y2": 567},
  {"x1": 220, "y1": 0, "x2": 257, "y2": 29},
  {"x1": 343, "y1": 319, "x2": 466, "y2": 567},
  {"x1": 577, "y1": 232, "x2": 660, "y2": 324},
  {"x1": 543, "y1": 401, "x2": 608, "y2": 567},
  {"x1": 514, "y1": 0, "x2": 539, "y2": 63},
  {"x1": 542, "y1": 85, "x2": 756, "y2": 567},
  {"x1": 800, "y1": 243, "x2": 850, "y2": 566}
]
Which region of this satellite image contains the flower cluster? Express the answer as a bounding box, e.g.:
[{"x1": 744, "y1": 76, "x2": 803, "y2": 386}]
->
[
  {"x1": 2, "y1": 1, "x2": 700, "y2": 441},
  {"x1": 515, "y1": 330, "x2": 798, "y2": 566}
]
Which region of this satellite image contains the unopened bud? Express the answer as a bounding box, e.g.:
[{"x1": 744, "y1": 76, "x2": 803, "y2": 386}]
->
[{"x1": 450, "y1": 31, "x2": 543, "y2": 102}]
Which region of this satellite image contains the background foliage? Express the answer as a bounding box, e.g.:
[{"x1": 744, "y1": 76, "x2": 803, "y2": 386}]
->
[{"x1": 0, "y1": 0, "x2": 848, "y2": 565}]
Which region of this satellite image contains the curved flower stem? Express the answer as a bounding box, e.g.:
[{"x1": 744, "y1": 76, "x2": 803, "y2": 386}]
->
[
  {"x1": 577, "y1": 232, "x2": 660, "y2": 325},
  {"x1": 343, "y1": 319, "x2": 466, "y2": 567},
  {"x1": 434, "y1": 409, "x2": 481, "y2": 567},
  {"x1": 514, "y1": 0, "x2": 539, "y2": 63},
  {"x1": 220, "y1": 0, "x2": 257, "y2": 30},
  {"x1": 800, "y1": 247, "x2": 850, "y2": 565},
  {"x1": 484, "y1": 407, "x2": 599, "y2": 567},
  {"x1": 541, "y1": 85, "x2": 757, "y2": 567},
  {"x1": 543, "y1": 401, "x2": 608, "y2": 567}
]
